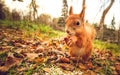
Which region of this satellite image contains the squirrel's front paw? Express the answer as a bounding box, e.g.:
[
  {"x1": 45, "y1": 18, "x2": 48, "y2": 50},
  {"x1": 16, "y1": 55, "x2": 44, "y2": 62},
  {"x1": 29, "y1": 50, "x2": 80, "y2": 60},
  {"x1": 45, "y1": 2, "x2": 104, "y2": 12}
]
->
[
  {"x1": 64, "y1": 36, "x2": 77, "y2": 47},
  {"x1": 66, "y1": 39, "x2": 74, "y2": 47}
]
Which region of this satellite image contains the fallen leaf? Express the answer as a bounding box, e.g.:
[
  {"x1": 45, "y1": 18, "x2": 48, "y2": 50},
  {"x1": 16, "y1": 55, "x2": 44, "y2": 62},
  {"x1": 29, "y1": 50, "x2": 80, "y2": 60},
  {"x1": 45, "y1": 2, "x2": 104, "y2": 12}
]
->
[
  {"x1": 32, "y1": 45, "x2": 37, "y2": 49},
  {"x1": 55, "y1": 57, "x2": 70, "y2": 63},
  {"x1": 47, "y1": 55, "x2": 58, "y2": 63},
  {"x1": 0, "y1": 46, "x2": 11, "y2": 54},
  {"x1": 79, "y1": 63, "x2": 87, "y2": 70},
  {"x1": 115, "y1": 62, "x2": 120, "y2": 74},
  {"x1": 86, "y1": 62, "x2": 94, "y2": 69},
  {"x1": 83, "y1": 70, "x2": 97, "y2": 75},
  {"x1": 57, "y1": 63, "x2": 74, "y2": 71},
  {"x1": 17, "y1": 67, "x2": 27, "y2": 72},
  {"x1": 13, "y1": 52, "x2": 24, "y2": 58},
  {"x1": 0, "y1": 57, "x2": 21, "y2": 72},
  {"x1": 69, "y1": 56, "x2": 78, "y2": 62},
  {"x1": 34, "y1": 57, "x2": 44, "y2": 63},
  {"x1": 43, "y1": 68, "x2": 51, "y2": 73},
  {"x1": 35, "y1": 46, "x2": 44, "y2": 53},
  {"x1": 94, "y1": 67, "x2": 102, "y2": 73},
  {"x1": 60, "y1": 57, "x2": 70, "y2": 63},
  {"x1": 25, "y1": 53, "x2": 39, "y2": 60},
  {"x1": 14, "y1": 43, "x2": 24, "y2": 47}
]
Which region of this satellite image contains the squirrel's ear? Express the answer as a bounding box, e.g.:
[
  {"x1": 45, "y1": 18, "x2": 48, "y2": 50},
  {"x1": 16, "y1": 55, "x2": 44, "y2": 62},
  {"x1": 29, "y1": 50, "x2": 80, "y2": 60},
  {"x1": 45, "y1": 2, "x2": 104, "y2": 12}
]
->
[
  {"x1": 79, "y1": 6, "x2": 86, "y2": 22},
  {"x1": 69, "y1": 6, "x2": 73, "y2": 15}
]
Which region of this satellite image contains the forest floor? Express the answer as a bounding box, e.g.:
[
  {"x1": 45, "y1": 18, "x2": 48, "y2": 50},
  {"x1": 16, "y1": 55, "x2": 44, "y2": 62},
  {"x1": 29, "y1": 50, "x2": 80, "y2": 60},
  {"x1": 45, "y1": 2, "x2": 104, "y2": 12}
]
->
[{"x1": 0, "y1": 26, "x2": 120, "y2": 75}]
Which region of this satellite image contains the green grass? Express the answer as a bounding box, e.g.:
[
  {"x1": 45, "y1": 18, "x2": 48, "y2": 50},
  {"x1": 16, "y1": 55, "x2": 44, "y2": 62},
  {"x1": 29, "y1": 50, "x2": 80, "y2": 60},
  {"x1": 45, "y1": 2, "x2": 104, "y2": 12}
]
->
[
  {"x1": 0, "y1": 51, "x2": 8, "y2": 63},
  {"x1": 0, "y1": 20, "x2": 65, "y2": 38},
  {"x1": 94, "y1": 40, "x2": 120, "y2": 55},
  {"x1": 38, "y1": 24, "x2": 65, "y2": 38}
]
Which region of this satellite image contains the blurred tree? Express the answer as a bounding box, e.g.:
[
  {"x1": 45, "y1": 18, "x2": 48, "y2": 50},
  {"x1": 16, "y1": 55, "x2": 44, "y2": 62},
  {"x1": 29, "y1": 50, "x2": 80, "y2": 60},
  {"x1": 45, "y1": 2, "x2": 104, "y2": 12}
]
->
[
  {"x1": 58, "y1": 17, "x2": 65, "y2": 26},
  {"x1": 0, "y1": 1, "x2": 5, "y2": 20},
  {"x1": 93, "y1": 23, "x2": 98, "y2": 28},
  {"x1": 118, "y1": 25, "x2": 120, "y2": 44},
  {"x1": 37, "y1": 14, "x2": 52, "y2": 25},
  {"x1": 110, "y1": 16, "x2": 115, "y2": 30},
  {"x1": 58, "y1": 0, "x2": 68, "y2": 26},
  {"x1": 13, "y1": 0, "x2": 23, "y2": 2},
  {"x1": 0, "y1": 1, "x2": 11, "y2": 20},
  {"x1": 28, "y1": 0, "x2": 39, "y2": 21},
  {"x1": 98, "y1": 0, "x2": 115, "y2": 40},
  {"x1": 11, "y1": 9, "x2": 21, "y2": 21},
  {"x1": 109, "y1": 16, "x2": 116, "y2": 43},
  {"x1": 99, "y1": 0, "x2": 114, "y2": 29},
  {"x1": 3, "y1": 7, "x2": 11, "y2": 20},
  {"x1": 52, "y1": 18, "x2": 59, "y2": 27},
  {"x1": 61, "y1": 0, "x2": 68, "y2": 20}
]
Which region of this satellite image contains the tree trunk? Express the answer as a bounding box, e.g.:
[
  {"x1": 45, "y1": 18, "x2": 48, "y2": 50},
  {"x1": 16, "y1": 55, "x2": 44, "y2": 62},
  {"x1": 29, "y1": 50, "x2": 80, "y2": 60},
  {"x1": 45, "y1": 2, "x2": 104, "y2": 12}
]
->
[
  {"x1": 98, "y1": 0, "x2": 114, "y2": 40},
  {"x1": 118, "y1": 26, "x2": 120, "y2": 44},
  {"x1": 99, "y1": 0, "x2": 114, "y2": 29},
  {"x1": 82, "y1": 0, "x2": 86, "y2": 7}
]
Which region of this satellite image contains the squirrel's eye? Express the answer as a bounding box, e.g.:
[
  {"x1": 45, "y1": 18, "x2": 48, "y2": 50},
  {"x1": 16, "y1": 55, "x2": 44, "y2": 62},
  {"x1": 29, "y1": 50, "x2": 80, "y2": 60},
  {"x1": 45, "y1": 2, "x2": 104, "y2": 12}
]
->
[{"x1": 76, "y1": 21, "x2": 80, "y2": 26}]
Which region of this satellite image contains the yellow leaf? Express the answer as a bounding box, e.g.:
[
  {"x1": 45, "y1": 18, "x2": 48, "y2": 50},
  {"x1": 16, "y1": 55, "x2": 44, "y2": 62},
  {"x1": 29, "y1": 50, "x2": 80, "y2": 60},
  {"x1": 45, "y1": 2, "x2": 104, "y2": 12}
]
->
[
  {"x1": 43, "y1": 68, "x2": 51, "y2": 73},
  {"x1": 79, "y1": 63, "x2": 87, "y2": 70}
]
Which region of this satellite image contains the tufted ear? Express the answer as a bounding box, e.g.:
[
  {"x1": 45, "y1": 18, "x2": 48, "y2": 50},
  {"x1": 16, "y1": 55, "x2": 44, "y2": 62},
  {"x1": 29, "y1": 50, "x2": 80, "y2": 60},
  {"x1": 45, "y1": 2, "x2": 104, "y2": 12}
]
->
[
  {"x1": 69, "y1": 6, "x2": 73, "y2": 15},
  {"x1": 79, "y1": 6, "x2": 86, "y2": 22}
]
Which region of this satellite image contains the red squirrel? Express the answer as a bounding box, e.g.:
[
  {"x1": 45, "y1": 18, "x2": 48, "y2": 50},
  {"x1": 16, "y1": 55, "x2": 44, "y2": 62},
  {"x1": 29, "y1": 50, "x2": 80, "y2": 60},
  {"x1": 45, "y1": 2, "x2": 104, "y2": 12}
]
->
[{"x1": 64, "y1": 6, "x2": 95, "y2": 61}]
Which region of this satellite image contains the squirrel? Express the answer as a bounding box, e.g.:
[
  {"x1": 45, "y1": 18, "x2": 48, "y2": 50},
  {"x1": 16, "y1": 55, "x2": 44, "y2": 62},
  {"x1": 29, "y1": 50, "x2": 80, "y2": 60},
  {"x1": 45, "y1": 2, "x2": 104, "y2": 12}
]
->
[{"x1": 64, "y1": 6, "x2": 96, "y2": 61}]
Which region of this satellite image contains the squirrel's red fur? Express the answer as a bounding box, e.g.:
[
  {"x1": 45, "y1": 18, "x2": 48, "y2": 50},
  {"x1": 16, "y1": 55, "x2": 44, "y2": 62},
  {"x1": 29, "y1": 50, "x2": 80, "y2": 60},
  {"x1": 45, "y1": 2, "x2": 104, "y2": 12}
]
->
[{"x1": 64, "y1": 6, "x2": 95, "y2": 61}]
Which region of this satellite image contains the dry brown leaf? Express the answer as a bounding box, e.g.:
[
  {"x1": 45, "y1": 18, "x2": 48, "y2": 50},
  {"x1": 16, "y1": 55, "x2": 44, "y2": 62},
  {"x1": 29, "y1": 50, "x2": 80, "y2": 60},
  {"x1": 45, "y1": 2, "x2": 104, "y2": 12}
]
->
[
  {"x1": 69, "y1": 56, "x2": 78, "y2": 62},
  {"x1": 0, "y1": 46, "x2": 12, "y2": 53},
  {"x1": 32, "y1": 45, "x2": 37, "y2": 49},
  {"x1": 83, "y1": 70, "x2": 97, "y2": 75},
  {"x1": 25, "y1": 53, "x2": 39, "y2": 60},
  {"x1": 35, "y1": 46, "x2": 44, "y2": 53},
  {"x1": 115, "y1": 62, "x2": 120, "y2": 74},
  {"x1": 34, "y1": 57, "x2": 44, "y2": 63},
  {"x1": 14, "y1": 43, "x2": 24, "y2": 47},
  {"x1": 60, "y1": 57, "x2": 70, "y2": 63},
  {"x1": 94, "y1": 67, "x2": 102, "y2": 73},
  {"x1": 109, "y1": 57, "x2": 116, "y2": 61},
  {"x1": 16, "y1": 67, "x2": 27, "y2": 72},
  {"x1": 47, "y1": 55, "x2": 58, "y2": 63},
  {"x1": 79, "y1": 63, "x2": 87, "y2": 70},
  {"x1": 57, "y1": 63, "x2": 74, "y2": 71},
  {"x1": 86, "y1": 62, "x2": 94, "y2": 69},
  {"x1": 0, "y1": 57, "x2": 21, "y2": 72},
  {"x1": 43, "y1": 68, "x2": 51, "y2": 73}
]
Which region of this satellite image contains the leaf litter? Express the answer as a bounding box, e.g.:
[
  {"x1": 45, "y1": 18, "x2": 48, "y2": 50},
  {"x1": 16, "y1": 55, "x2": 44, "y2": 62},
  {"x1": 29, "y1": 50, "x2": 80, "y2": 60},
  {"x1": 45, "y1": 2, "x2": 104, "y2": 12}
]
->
[{"x1": 0, "y1": 27, "x2": 120, "y2": 75}]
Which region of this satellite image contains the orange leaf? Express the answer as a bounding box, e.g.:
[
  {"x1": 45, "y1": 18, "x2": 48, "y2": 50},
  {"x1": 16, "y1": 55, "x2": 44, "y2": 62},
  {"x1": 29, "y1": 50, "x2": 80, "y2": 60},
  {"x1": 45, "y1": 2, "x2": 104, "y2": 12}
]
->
[
  {"x1": 79, "y1": 63, "x2": 87, "y2": 70},
  {"x1": 60, "y1": 57, "x2": 70, "y2": 63},
  {"x1": 86, "y1": 62, "x2": 94, "y2": 69},
  {"x1": 34, "y1": 57, "x2": 44, "y2": 63}
]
